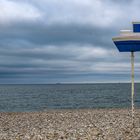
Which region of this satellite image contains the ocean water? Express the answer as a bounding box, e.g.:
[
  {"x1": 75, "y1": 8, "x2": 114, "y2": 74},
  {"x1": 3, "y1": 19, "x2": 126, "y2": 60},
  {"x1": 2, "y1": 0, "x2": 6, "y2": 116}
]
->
[{"x1": 0, "y1": 83, "x2": 140, "y2": 112}]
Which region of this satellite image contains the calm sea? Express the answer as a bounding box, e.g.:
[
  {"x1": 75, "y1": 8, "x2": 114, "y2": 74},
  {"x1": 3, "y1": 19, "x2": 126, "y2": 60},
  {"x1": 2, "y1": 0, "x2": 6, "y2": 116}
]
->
[{"x1": 0, "y1": 83, "x2": 140, "y2": 112}]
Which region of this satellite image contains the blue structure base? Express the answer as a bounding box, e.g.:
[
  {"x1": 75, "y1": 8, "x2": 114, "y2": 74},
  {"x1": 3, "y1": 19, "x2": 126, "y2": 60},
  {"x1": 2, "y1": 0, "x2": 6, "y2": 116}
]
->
[{"x1": 114, "y1": 40, "x2": 140, "y2": 52}]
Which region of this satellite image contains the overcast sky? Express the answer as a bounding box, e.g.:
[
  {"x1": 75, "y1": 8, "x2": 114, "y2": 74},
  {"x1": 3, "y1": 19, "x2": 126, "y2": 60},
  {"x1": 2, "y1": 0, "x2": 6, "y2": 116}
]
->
[{"x1": 0, "y1": 0, "x2": 140, "y2": 84}]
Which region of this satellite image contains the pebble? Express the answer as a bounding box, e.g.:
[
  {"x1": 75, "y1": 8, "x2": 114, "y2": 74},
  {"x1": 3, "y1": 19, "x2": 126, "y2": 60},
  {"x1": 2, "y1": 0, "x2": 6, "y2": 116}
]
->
[{"x1": 0, "y1": 109, "x2": 140, "y2": 140}]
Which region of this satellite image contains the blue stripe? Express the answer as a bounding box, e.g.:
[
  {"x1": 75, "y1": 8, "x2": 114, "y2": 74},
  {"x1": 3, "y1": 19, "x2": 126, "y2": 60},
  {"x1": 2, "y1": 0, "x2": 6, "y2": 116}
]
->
[
  {"x1": 113, "y1": 40, "x2": 140, "y2": 52},
  {"x1": 133, "y1": 24, "x2": 140, "y2": 32}
]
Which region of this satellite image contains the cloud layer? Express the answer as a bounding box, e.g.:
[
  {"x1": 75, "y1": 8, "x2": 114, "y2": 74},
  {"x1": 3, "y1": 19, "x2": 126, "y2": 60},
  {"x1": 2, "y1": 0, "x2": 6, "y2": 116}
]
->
[{"x1": 0, "y1": 0, "x2": 140, "y2": 83}]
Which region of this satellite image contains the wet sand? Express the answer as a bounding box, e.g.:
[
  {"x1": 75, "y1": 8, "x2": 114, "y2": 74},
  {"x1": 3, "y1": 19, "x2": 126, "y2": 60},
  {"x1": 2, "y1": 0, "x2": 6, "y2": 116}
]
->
[{"x1": 0, "y1": 109, "x2": 140, "y2": 140}]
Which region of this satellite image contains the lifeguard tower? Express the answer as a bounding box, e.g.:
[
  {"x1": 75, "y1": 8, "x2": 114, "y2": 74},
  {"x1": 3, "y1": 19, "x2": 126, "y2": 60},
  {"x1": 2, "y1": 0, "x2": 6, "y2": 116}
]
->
[{"x1": 112, "y1": 22, "x2": 140, "y2": 126}]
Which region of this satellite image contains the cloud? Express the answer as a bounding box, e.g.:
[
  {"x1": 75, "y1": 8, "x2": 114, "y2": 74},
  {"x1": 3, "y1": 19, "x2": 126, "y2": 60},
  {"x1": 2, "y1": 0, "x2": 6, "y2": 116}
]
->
[
  {"x1": 0, "y1": 0, "x2": 42, "y2": 25},
  {"x1": 0, "y1": 43, "x2": 133, "y2": 74},
  {"x1": 0, "y1": 0, "x2": 140, "y2": 83},
  {"x1": 28, "y1": 0, "x2": 121, "y2": 27},
  {"x1": 0, "y1": 23, "x2": 115, "y2": 48}
]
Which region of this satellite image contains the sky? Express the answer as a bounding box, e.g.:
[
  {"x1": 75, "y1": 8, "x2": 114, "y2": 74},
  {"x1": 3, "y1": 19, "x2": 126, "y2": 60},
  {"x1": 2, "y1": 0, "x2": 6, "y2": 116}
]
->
[{"x1": 0, "y1": 0, "x2": 140, "y2": 84}]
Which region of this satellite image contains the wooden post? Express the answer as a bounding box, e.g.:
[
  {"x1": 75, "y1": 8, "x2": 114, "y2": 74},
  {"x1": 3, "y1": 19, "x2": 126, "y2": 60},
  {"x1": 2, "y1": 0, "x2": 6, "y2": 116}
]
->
[{"x1": 131, "y1": 51, "x2": 134, "y2": 126}]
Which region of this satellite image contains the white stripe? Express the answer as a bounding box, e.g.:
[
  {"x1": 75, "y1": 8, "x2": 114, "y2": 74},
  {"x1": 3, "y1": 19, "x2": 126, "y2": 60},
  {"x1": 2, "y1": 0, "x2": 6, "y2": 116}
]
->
[{"x1": 112, "y1": 36, "x2": 140, "y2": 41}]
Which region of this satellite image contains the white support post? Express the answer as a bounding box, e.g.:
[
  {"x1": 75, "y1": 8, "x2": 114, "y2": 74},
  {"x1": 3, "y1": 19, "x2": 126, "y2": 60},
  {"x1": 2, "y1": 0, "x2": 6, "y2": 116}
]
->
[{"x1": 131, "y1": 51, "x2": 135, "y2": 126}]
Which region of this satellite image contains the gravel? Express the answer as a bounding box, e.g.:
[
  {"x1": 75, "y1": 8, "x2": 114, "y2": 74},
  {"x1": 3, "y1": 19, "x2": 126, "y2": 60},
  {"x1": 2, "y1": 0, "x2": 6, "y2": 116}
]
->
[{"x1": 0, "y1": 109, "x2": 140, "y2": 140}]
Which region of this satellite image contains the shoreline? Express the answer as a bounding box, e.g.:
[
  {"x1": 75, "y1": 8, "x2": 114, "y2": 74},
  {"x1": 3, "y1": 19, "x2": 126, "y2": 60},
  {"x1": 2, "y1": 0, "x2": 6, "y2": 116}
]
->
[
  {"x1": 0, "y1": 108, "x2": 140, "y2": 139},
  {"x1": 0, "y1": 107, "x2": 135, "y2": 113}
]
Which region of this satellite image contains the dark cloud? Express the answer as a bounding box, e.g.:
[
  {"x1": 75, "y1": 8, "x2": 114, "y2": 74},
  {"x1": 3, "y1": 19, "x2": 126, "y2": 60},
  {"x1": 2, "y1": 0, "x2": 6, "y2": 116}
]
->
[
  {"x1": 0, "y1": 0, "x2": 140, "y2": 83},
  {"x1": 0, "y1": 22, "x2": 116, "y2": 47}
]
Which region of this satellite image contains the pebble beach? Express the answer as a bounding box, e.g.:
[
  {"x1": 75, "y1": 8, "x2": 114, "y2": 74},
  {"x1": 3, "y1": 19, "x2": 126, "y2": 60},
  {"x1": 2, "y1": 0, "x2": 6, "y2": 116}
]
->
[{"x1": 1, "y1": 109, "x2": 140, "y2": 140}]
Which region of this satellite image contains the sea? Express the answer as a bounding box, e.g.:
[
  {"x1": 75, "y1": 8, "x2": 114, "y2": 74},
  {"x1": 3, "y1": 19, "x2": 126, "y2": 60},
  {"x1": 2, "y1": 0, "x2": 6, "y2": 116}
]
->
[{"x1": 0, "y1": 83, "x2": 140, "y2": 112}]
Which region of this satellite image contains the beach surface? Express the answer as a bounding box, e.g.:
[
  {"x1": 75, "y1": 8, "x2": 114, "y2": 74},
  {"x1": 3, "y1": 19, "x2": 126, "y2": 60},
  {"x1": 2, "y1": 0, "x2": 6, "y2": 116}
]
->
[{"x1": 0, "y1": 109, "x2": 140, "y2": 140}]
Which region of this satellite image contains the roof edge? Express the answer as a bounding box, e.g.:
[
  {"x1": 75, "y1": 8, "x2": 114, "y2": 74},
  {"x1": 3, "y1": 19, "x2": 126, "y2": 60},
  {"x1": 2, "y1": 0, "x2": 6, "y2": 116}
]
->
[{"x1": 132, "y1": 21, "x2": 140, "y2": 24}]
